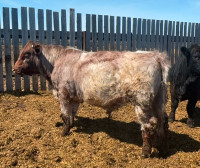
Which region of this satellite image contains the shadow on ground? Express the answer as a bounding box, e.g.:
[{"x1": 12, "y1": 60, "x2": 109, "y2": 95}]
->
[{"x1": 57, "y1": 116, "x2": 200, "y2": 158}]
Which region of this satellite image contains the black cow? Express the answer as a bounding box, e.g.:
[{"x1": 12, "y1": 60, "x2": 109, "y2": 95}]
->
[{"x1": 169, "y1": 44, "x2": 200, "y2": 127}]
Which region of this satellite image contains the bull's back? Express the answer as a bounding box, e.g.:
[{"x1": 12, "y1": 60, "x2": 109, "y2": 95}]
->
[{"x1": 76, "y1": 52, "x2": 163, "y2": 107}]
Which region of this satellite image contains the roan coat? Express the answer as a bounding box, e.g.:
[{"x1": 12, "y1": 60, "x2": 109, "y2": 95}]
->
[{"x1": 13, "y1": 41, "x2": 170, "y2": 158}]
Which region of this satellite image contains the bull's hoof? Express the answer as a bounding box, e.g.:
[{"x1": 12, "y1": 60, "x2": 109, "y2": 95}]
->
[
  {"x1": 187, "y1": 118, "x2": 195, "y2": 128},
  {"x1": 141, "y1": 153, "x2": 151, "y2": 158},
  {"x1": 61, "y1": 129, "x2": 70, "y2": 137},
  {"x1": 168, "y1": 113, "x2": 175, "y2": 123}
]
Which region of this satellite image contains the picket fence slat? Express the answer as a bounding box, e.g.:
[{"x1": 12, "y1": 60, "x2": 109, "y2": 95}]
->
[
  {"x1": 171, "y1": 21, "x2": 175, "y2": 65},
  {"x1": 70, "y1": 9, "x2": 75, "y2": 47},
  {"x1": 38, "y1": 9, "x2": 46, "y2": 90},
  {"x1": 164, "y1": 20, "x2": 168, "y2": 52},
  {"x1": 175, "y1": 22, "x2": 180, "y2": 63},
  {"x1": 0, "y1": 15, "x2": 3, "y2": 92},
  {"x1": 46, "y1": 9, "x2": 52, "y2": 89},
  {"x1": 137, "y1": 18, "x2": 142, "y2": 50},
  {"x1": 168, "y1": 21, "x2": 172, "y2": 60},
  {"x1": 61, "y1": 9, "x2": 67, "y2": 47},
  {"x1": 146, "y1": 19, "x2": 150, "y2": 51},
  {"x1": 110, "y1": 16, "x2": 115, "y2": 51},
  {"x1": 77, "y1": 13, "x2": 82, "y2": 50},
  {"x1": 3, "y1": 7, "x2": 13, "y2": 91},
  {"x1": 122, "y1": 17, "x2": 126, "y2": 51},
  {"x1": 127, "y1": 17, "x2": 131, "y2": 51},
  {"x1": 155, "y1": 20, "x2": 159, "y2": 50},
  {"x1": 151, "y1": 19, "x2": 155, "y2": 50},
  {"x1": 92, "y1": 14, "x2": 97, "y2": 51},
  {"x1": 29, "y1": 7, "x2": 38, "y2": 92},
  {"x1": 98, "y1": 15, "x2": 103, "y2": 51},
  {"x1": 12, "y1": 8, "x2": 21, "y2": 91},
  {"x1": 104, "y1": 15, "x2": 109, "y2": 51},
  {"x1": 116, "y1": 16, "x2": 121, "y2": 51},
  {"x1": 53, "y1": 12, "x2": 60, "y2": 45},
  {"x1": 132, "y1": 18, "x2": 137, "y2": 51},
  {"x1": 142, "y1": 19, "x2": 146, "y2": 50},
  {"x1": 160, "y1": 20, "x2": 164, "y2": 51},
  {"x1": 86, "y1": 14, "x2": 90, "y2": 51}
]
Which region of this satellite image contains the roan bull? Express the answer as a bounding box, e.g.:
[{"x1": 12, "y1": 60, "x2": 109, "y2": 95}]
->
[
  {"x1": 169, "y1": 44, "x2": 200, "y2": 128},
  {"x1": 13, "y1": 41, "x2": 170, "y2": 158}
]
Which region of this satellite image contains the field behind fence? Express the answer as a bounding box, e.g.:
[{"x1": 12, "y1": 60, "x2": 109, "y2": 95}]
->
[{"x1": 0, "y1": 7, "x2": 200, "y2": 92}]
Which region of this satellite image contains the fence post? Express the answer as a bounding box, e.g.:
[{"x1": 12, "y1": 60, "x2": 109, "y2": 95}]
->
[
  {"x1": 116, "y1": 16, "x2": 121, "y2": 51},
  {"x1": 132, "y1": 18, "x2": 137, "y2": 51},
  {"x1": 92, "y1": 14, "x2": 97, "y2": 51},
  {"x1": 77, "y1": 13, "x2": 82, "y2": 50},
  {"x1": 38, "y1": 9, "x2": 46, "y2": 90},
  {"x1": 3, "y1": 7, "x2": 13, "y2": 91},
  {"x1": 104, "y1": 15, "x2": 109, "y2": 51},
  {"x1": 86, "y1": 14, "x2": 91, "y2": 51},
  {"x1": 12, "y1": 8, "x2": 21, "y2": 91},
  {"x1": 29, "y1": 7, "x2": 38, "y2": 91},
  {"x1": 98, "y1": 15, "x2": 103, "y2": 51},
  {"x1": 127, "y1": 17, "x2": 131, "y2": 51},
  {"x1": 21, "y1": 7, "x2": 30, "y2": 91},
  {"x1": 110, "y1": 16, "x2": 115, "y2": 51},
  {"x1": 122, "y1": 17, "x2": 126, "y2": 51},
  {"x1": 61, "y1": 9, "x2": 67, "y2": 47},
  {"x1": 53, "y1": 12, "x2": 60, "y2": 45},
  {"x1": 70, "y1": 8, "x2": 75, "y2": 47}
]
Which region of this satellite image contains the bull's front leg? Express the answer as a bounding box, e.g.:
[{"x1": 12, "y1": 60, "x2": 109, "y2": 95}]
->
[{"x1": 58, "y1": 90, "x2": 79, "y2": 136}]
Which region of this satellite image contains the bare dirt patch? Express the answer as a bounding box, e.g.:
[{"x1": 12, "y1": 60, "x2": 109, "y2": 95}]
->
[{"x1": 0, "y1": 90, "x2": 200, "y2": 167}]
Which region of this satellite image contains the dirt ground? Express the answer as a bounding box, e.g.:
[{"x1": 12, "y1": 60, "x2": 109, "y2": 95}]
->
[{"x1": 0, "y1": 90, "x2": 200, "y2": 168}]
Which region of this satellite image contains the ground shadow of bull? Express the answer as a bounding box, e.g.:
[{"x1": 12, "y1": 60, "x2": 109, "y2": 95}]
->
[
  {"x1": 62, "y1": 116, "x2": 200, "y2": 158},
  {"x1": 179, "y1": 107, "x2": 200, "y2": 127}
]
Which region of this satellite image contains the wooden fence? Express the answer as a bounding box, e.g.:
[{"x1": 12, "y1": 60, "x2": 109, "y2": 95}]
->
[{"x1": 0, "y1": 7, "x2": 200, "y2": 92}]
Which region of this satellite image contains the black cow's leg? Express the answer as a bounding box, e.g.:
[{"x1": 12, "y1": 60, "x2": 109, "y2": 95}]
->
[
  {"x1": 186, "y1": 99, "x2": 197, "y2": 128},
  {"x1": 169, "y1": 96, "x2": 179, "y2": 123}
]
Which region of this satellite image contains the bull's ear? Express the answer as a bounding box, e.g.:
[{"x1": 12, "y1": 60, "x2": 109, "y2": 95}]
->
[
  {"x1": 34, "y1": 44, "x2": 42, "y2": 55},
  {"x1": 181, "y1": 46, "x2": 190, "y2": 66}
]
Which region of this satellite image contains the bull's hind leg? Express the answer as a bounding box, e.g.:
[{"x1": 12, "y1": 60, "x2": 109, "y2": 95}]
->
[
  {"x1": 135, "y1": 106, "x2": 157, "y2": 158},
  {"x1": 186, "y1": 98, "x2": 197, "y2": 128},
  {"x1": 169, "y1": 95, "x2": 179, "y2": 123}
]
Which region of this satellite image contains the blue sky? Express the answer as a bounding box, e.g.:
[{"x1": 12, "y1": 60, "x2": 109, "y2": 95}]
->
[{"x1": 0, "y1": 0, "x2": 200, "y2": 30}]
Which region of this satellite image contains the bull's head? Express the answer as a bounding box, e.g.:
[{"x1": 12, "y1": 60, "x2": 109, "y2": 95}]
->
[
  {"x1": 12, "y1": 41, "x2": 42, "y2": 76},
  {"x1": 181, "y1": 44, "x2": 200, "y2": 76}
]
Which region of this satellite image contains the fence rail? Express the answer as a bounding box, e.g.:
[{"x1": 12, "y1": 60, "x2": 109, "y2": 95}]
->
[{"x1": 0, "y1": 7, "x2": 200, "y2": 92}]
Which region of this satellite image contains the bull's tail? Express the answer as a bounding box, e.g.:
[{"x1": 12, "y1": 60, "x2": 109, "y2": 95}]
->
[{"x1": 156, "y1": 52, "x2": 171, "y2": 85}]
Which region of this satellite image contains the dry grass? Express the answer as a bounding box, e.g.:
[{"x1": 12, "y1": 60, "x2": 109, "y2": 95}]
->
[{"x1": 0, "y1": 89, "x2": 200, "y2": 167}]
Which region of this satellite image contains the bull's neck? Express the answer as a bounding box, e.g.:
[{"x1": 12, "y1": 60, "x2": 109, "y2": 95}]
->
[{"x1": 39, "y1": 45, "x2": 66, "y2": 83}]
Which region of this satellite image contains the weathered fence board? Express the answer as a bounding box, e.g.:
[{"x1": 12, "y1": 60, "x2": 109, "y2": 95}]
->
[
  {"x1": 98, "y1": 15, "x2": 103, "y2": 51},
  {"x1": 104, "y1": 15, "x2": 109, "y2": 51},
  {"x1": 110, "y1": 16, "x2": 115, "y2": 51},
  {"x1": 151, "y1": 19, "x2": 155, "y2": 50},
  {"x1": 3, "y1": 7, "x2": 13, "y2": 91},
  {"x1": 61, "y1": 9, "x2": 67, "y2": 47},
  {"x1": 1, "y1": 7, "x2": 200, "y2": 92},
  {"x1": 77, "y1": 13, "x2": 82, "y2": 50},
  {"x1": 53, "y1": 12, "x2": 60, "y2": 45},
  {"x1": 122, "y1": 17, "x2": 126, "y2": 51},
  {"x1": 0, "y1": 16, "x2": 3, "y2": 92},
  {"x1": 92, "y1": 14, "x2": 97, "y2": 51},
  {"x1": 70, "y1": 9, "x2": 75, "y2": 47},
  {"x1": 127, "y1": 17, "x2": 131, "y2": 51},
  {"x1": 12, "y1": 8, "x2": 21, "y2": 91},
  {"x1": 85, "y1": 14, "x2": 90, "y2": 51},
  {"x1": 116, "y1": 16, "x2": 121, "y2": 51},
  {"x1": 132, "y1": 18, "x2": 137, "y2": 51},
  {"x1": 29, "y1": 7, "x2": 38, "y2": 91},
  {"x1": 21, "y1": 7, "x2": 30, "y2": 91},
  {"x1": 38, "y1": 9, "x2": 46, "y2": 90}
]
